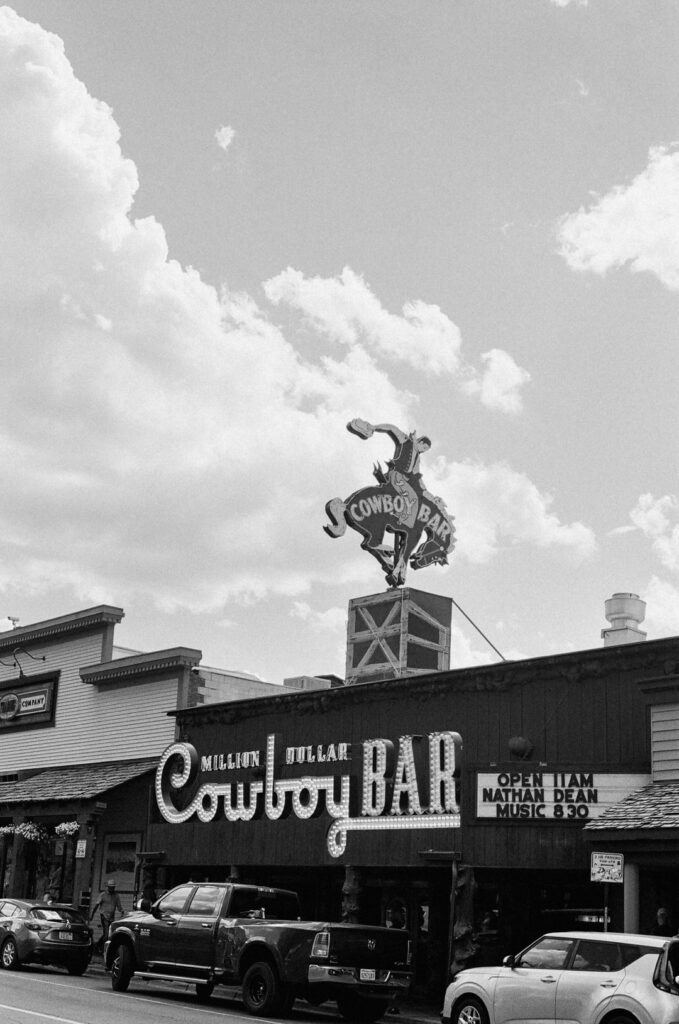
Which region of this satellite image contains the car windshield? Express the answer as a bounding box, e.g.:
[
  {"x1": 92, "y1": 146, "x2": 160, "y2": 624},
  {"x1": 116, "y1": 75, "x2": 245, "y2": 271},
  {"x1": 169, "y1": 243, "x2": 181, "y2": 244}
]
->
[{"x1": 29, "y1": 907, "x2": 85, "y2": 923}]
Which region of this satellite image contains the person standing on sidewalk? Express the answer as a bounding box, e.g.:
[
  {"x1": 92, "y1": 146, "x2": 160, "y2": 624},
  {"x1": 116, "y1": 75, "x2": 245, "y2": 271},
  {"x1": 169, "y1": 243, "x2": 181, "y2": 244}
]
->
[{"x1": 90, "y1": 879, "x2": 124, "y2": 952}]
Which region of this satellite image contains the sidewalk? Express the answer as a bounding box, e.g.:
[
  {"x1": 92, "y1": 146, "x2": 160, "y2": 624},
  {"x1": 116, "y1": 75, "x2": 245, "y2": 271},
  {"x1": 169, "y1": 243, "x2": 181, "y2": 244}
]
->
[{"x1": 87, "y1": 955, "x2": 440, "y2": 1024}]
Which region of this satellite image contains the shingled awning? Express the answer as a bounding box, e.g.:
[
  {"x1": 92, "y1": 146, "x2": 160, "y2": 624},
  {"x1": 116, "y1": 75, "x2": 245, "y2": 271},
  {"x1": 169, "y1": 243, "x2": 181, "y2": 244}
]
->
[
  {"x1": 585, "y1": 780, "x2": 679, "y2": 834},
  {"x1": 0, "y1": 758, "x2": 158, "y2": 806}
]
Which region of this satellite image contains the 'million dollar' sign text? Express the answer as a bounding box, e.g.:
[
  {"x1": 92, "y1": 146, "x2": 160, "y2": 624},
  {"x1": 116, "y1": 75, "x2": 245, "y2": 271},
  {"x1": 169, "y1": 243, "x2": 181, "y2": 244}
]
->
[{"x1": 155, "y1": 731, "x2": 461, "y2": 857}]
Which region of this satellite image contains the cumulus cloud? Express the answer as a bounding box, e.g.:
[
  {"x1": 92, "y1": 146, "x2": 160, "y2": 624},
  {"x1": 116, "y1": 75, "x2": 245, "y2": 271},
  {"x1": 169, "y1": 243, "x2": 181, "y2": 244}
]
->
[
  {"x1": 558, "y1": 145, "x2": 679, "y2": 290},
  {"x1": 0, "y1": 8, "x2": 590, "y2": 620},
  {"x1": 432, "y1": 460, "x2": 596, "y2": 564},
  {"x1": 644, "y1": 575, "x2": 679, "y2": 637},
  {"x1": 290, "y1": 601, "x2": 347, "y2": 632},
  {"x1": 628, "y1": 493, "x2": 679, "y2": 572},
  {"x1": 462, "y1": 349, "x2": 531, "y2": 414},
  {"x1": 215, "y1": 125, "x2": 235, "y2": 152},
  {"x1": 264, "y1": 267, "x2": 530, "y2": 411}
]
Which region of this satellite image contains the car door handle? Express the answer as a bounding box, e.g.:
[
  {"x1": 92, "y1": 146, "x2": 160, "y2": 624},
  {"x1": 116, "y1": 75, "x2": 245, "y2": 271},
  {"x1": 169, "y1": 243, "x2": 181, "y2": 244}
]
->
[
  {"x1": 600, "y1": 982, "x2": 617, "y2": 988},
  {"x1": 540, "y1": 976, "x2": 557, "y2": 984},
  {"x1": 201, "y1": 922, "x2": 211, "y2": 928}
]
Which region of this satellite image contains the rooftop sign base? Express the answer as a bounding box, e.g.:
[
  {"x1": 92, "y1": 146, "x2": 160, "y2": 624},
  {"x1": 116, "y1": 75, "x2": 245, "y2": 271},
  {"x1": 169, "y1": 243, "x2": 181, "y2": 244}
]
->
[{"x1": 345, "y1": 588, "x2": 452, "y2": 685}]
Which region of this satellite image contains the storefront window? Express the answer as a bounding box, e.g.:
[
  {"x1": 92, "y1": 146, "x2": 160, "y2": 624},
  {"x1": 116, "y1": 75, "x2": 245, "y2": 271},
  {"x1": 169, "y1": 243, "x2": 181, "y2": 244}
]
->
[{"x1": 102, "y1": 834, "x2": 140, "y2": 895}]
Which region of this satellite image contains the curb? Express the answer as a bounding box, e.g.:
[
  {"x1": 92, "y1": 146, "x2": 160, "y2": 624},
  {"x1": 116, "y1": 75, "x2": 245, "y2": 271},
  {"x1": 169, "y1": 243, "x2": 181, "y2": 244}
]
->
[{"x1": 87, "y1": 958, "x2": 440, "y2": 1024}]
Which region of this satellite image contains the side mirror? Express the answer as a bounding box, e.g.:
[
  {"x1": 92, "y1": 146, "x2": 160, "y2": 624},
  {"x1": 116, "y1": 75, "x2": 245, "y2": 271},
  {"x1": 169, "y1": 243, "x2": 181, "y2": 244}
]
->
[
  {"x1": 151, "y1": 904, "x2": 162, "y2": 919},
  {"x1": 502, "y1": 955, "x2": 516, "y2": 968}
]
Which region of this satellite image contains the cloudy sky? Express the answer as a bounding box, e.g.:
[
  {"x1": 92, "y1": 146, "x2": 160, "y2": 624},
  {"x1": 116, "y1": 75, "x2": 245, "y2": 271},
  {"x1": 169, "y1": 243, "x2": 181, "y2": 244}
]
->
[{"x1": 2, "y1": 0, "x2": 679, "y2": 682}]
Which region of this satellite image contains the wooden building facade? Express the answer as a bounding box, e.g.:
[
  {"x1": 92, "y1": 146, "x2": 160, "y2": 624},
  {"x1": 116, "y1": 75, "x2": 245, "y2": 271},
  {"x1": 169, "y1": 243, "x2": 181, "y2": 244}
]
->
[{"x1": 147, "y1": 633, "x2": 679, "y2": 995}]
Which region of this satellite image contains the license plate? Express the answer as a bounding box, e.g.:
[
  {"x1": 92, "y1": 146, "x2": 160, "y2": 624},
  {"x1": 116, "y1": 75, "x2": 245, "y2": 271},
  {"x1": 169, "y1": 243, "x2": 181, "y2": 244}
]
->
[
  {"x1": 58, "y1": 932, "x2": 73, "y2": 941},
  {"x1": 360, "y1": 968, "x2": 376, "y2": 981}
]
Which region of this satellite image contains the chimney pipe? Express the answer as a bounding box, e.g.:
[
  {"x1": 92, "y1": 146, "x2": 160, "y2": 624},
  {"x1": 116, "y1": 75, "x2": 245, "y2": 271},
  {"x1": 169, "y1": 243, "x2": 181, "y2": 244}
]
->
[{"x1": 602, "y1": 592, "x2": 647, "y2": 646}]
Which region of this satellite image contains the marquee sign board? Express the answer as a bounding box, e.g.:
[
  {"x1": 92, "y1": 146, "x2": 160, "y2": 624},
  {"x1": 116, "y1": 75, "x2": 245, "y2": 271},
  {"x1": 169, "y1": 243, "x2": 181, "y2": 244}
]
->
[
  {"x1": 324, "y1": 419, "x2": 456, "y2": 588},
  {"x1": 155, "y1": 729, "x2": 462, "y2": 859},
  {"x1": 476, "y1": 770, "x2": 651, "y2": 822}
]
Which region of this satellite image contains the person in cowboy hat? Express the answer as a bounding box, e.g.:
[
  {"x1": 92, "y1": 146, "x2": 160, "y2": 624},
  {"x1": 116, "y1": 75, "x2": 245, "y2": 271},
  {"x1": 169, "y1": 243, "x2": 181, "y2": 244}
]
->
[{"x1": 90, "y1": 879, "x2": 124, "y2": 953}]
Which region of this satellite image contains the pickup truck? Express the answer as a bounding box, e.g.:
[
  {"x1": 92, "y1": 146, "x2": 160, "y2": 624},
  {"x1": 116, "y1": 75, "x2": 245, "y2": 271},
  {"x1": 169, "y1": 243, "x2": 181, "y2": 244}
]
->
[{"x1": 104, "y1": 881, "x2": 412, "y2": 1021}]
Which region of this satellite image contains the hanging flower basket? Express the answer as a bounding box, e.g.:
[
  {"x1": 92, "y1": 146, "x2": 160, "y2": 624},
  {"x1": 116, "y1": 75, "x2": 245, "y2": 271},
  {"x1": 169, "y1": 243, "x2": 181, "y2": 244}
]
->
[
  {"x1": 14, "y1": 821, "x2": 49, "y2": 843},
  {"x1": 0, "y1": 825, "x2": 15, "y2": 837},
  {"x1": 54, "y1": 821, "x2": 80, "y2": 838}
]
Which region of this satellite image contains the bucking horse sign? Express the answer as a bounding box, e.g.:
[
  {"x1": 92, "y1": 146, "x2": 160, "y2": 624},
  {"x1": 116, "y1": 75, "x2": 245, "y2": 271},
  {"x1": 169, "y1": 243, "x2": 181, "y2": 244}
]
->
[{"x1": 324, "y1": 419, "x2": 456, "y2": 588}]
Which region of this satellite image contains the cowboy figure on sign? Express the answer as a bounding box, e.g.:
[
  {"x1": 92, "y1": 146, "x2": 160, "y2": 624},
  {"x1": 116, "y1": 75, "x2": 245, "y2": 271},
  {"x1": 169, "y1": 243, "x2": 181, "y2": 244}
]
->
[{"x1": 325, "y1": 419, "x2": 456, "y2": 588}]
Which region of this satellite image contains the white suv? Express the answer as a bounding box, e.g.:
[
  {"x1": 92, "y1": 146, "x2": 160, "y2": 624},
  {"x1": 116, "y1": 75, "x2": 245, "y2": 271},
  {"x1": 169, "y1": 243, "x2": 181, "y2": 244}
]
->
[{"x1": 441, "y1": 930, "x2": 679, "y2": 1024}]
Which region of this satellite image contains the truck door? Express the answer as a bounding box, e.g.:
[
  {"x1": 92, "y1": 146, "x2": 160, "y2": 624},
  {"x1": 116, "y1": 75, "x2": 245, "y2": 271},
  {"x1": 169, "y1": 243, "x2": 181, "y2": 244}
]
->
[
  {"x1": 138, "y1": 884, "x2": 194, "y2": 969},
  {"x1": 173, "y1": 884, "x2": 224, "y2": 978}
]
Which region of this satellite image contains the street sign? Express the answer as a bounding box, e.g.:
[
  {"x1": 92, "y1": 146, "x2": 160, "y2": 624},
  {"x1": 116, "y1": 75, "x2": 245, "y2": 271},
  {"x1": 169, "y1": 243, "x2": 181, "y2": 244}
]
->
[{"x1": 591, "y1": 851, "x2": 624, "y2": 883}]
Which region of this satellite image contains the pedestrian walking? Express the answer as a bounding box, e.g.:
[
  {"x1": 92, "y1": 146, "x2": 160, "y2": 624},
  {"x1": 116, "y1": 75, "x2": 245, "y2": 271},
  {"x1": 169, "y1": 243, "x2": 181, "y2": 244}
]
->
[{"x1": 90, "y1": 879, "x2": 124, "y2": 953}]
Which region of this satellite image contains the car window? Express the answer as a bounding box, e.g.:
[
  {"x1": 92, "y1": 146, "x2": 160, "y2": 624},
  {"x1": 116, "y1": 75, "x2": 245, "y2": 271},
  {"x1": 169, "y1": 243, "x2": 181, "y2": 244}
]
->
[
  {"x1": 30, "y1": 907, "x2": 85, "y2": 923},
  {"x1": 620, "y1": 943, "x2": 660, "y2": 968},
  {"x1": 571, "y1": 939, "x2": 622, "y2": 972},
  {"x1": 158, "y1": 885, "x2": 194, "y2": 915},
  {"x1": 663, "y1": 942, "x2": 679, "y2": 985},
  {"x1": 0, "y1": 901, "x2": 19, "y2": 917},
  {"x1": 185, "y1": 885, "x2": 222, "y2": 917},
  {"x1": 226, "y1": 889, "x2": 299, "y2": 921},
  {"x1": 518, "y1": 936, "x2": 574, "y2": 969}
]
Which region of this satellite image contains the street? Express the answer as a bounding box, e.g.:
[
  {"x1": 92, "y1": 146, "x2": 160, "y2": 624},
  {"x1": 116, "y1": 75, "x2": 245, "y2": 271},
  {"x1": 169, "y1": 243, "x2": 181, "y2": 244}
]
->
[{"x1": 0, "y1": 965, "x2": 335, "y2": 1024}]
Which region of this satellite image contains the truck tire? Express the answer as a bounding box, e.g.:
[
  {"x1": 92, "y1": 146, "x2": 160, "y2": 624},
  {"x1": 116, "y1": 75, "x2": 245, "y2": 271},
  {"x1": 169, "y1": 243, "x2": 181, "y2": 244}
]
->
[
  {"x1": 337, "y1": 993, "x2": 391, "y2": 1022},
  {"x1": 110, "y1": 944, "x2": 133, "y2": 992},
  {"x1": 242, "y1": 961, "x2": 285, "y2": 1016}
]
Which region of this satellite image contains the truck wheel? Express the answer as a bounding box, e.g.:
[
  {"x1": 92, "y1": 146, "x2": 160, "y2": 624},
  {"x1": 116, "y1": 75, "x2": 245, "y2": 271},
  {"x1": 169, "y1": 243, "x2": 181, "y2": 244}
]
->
[
  {"x1": 195, "y1": 981, "x2": 214, "y2": 1003},
  {"x1": 242, "y1": 961, "x2": 284, "y2": 1016},
  {"x1": 110, "y1": 944, "x2": 133, "y2": 992},
  {"x1": 451, "y1": 996, "x2": 489, "y2": 1024},
  {"x1": 337, "y1": 994, "x2": 391, "y2": 1022}
]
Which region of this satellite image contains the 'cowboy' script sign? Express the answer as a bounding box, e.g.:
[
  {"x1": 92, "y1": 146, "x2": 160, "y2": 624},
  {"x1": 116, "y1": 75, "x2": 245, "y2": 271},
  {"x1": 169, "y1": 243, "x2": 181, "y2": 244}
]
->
[{"x1": 324, "y1": 419, "x2": 456, "y2": 588}]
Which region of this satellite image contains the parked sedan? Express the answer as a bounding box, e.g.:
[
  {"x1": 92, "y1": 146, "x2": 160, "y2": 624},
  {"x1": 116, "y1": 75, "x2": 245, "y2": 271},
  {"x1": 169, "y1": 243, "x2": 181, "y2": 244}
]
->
[
  {"x1": 0, "y1": 899, "x2": 93, "y2": 975},
  {"x1": 442, "y1": 930, "x2": 679, "y2": 1024}
]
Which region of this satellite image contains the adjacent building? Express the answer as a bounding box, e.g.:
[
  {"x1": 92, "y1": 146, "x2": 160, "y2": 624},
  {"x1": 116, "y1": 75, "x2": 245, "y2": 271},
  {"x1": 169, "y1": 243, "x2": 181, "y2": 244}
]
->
[{"x1": 0, "y1": 605, "x2": 315, "y2": 917}]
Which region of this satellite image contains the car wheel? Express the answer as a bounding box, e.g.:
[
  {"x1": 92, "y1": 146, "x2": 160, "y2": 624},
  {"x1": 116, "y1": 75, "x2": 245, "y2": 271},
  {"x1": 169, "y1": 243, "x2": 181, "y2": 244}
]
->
[
  {"x1": 452, "y1": 996, "x2": 489, "y2": 1024},
  {"x1": 337, "y1": 993, "x2": 391, "y2": 1022},
  {"x1": 110, "y1": 944, "x2": 134, "y2": 992},
  {"x1": 242, "y1": 961, "x2": 285, "y2": 1016},
  {"x1": 195, "y1": 981, "x2": 214, "y2": 1003},
  {"x1": 1, "y1": 937, "x2": 21, "y2": 970},
  {"x1": 67, "y1": 959, "x2": 89, "y2": 976},
  {"x1": 603, "y1": 1017, "x2": 640, "y2": 1024}
]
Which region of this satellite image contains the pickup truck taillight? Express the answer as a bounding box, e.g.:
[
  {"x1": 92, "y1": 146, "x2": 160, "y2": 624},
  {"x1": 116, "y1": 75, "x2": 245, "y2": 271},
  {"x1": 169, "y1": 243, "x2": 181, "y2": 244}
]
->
[{"x1": 311, "y1": 930, "x2": 331, "y2": 958}]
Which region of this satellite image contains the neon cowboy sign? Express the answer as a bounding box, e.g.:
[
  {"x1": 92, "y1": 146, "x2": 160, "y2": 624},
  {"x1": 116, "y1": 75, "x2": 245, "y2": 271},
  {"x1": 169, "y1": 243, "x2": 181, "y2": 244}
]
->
[{"x1": 155, "y1": 730, "x2": 461, "y2": 858}]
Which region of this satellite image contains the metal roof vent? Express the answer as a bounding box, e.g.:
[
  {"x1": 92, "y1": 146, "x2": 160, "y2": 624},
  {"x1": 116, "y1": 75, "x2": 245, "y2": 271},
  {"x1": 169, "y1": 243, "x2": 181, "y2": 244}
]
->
[{"x1": 602, "y1": 592, "x2": 647, "y2": 646}]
